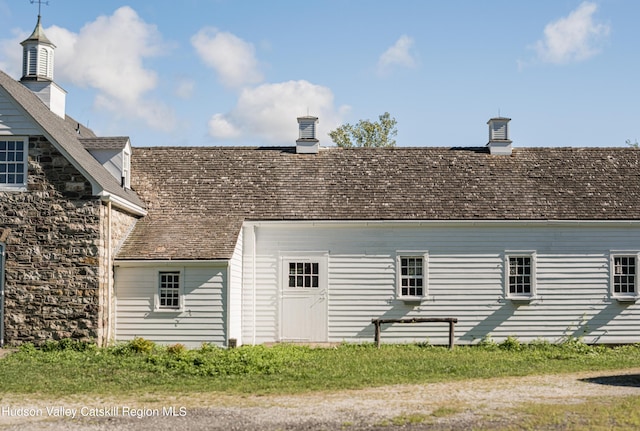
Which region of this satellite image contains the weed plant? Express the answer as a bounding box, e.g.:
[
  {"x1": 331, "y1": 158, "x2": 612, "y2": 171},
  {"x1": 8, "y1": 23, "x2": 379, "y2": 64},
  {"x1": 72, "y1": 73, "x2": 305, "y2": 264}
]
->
[{"x1": 0, "y1": 337, "x2": 638, "y2": 396}]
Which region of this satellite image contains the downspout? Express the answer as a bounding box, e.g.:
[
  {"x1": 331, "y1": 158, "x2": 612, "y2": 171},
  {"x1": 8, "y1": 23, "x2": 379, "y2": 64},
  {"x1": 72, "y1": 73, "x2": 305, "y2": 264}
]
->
[
  {"x1": 252, "y1": 225, "x2": 257, "y2": 345},
  {"x1": 106, "y1": 201, "x2": 113, "y2": 346},
  {"x1": 225, "y1": 262, "x2": 231, "y2": 347}
]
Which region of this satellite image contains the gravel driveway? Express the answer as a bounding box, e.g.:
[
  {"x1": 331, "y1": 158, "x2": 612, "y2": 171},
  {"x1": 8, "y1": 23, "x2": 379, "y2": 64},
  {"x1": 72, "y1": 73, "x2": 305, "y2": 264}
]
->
[{"x1": 1, "y1": 368, "x2": 639, "y2": 430}]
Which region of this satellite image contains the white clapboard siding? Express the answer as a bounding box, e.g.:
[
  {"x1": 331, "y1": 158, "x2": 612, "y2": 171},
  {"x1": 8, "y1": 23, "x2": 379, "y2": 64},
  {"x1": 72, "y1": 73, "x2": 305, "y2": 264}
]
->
[
  {"x1": 115, "y1": 264, "x2": 227, "y2": 348},
  {"x1": 0, "y1": 92, "x2": 41, "y2": 135},
  {"x1": 241, "y1": 221, "x2": 640, "y2": 345}
]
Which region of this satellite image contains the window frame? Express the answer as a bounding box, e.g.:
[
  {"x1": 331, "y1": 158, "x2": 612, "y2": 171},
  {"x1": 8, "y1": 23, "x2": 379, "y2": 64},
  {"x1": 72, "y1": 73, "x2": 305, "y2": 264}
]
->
[
  {"x1": 396, "y1": 251, "x2": 428, "y2": 301},
  {"x1": 0, "y1": 137, "x2": 28, "y2": 192},
  {"x1": 154, "y1": 270, "x2": 184, "y2": 312},
  {"x1": 286, "y1": 261, "x2": 320, "y2": 289},
  {"x1": 505, "y1": 251, "x2": 537, "y2": 301},
  {"x1": 610, "y1": 252, "x2": 640, "y2": 301},
  {"x1": 280, "y1": 252, "x2": 328, "y2": 293}
]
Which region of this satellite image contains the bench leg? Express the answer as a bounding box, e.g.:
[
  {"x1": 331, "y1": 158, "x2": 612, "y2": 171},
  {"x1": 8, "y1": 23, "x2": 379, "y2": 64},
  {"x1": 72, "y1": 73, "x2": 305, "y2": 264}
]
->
[
  {"x1": 374, "y1": 322, "x2": 381, "y2": 348},
  {"x1": 448, "y1": 321, "x2": 455, "y2": 350}
]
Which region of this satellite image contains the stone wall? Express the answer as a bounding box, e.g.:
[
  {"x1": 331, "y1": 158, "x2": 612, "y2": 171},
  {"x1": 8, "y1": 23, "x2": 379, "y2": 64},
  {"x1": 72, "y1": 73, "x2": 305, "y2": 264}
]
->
[{"x1": 0, "y1": 136, "x2": 101, "y2": 345}]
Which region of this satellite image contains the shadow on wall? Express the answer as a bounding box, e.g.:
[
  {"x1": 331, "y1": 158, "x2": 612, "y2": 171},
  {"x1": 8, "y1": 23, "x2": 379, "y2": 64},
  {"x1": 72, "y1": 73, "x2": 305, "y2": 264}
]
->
[
  {"x1": 457, "y1": 300, "x2": 517, "y2": 343},
  {"x1": 458, "y1": 299, "x2": 628, "y2": 344},
  {"x1": 358, "y1": 297, "x2": 630, "y2": 345},
  {"x1": 356, "y1": 299, "x2": 417, "y2": 339},
  {"x1": 568, "y1": 301, "x2": 630, "y2": 342}
]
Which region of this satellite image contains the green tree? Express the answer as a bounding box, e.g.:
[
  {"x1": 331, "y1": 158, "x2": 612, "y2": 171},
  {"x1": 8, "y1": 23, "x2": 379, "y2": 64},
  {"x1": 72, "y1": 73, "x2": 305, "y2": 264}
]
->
[
  {"x1": 329, "y1": 112, "x2": 397, "y2": 148},
  {"x1": 626, "y1": 139, "x2": 639, "y2": 148}
]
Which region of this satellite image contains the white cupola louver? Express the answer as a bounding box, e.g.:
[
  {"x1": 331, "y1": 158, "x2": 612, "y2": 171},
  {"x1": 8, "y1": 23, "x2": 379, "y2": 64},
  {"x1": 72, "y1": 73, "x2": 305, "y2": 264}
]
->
[
  {"x1": 19, "y1": 15, "x2": 67, "y2": 119},
  {"x1": 296, "y1": 116, "x2": 319, "y2": 154},
  {"x1": 487, "y1": 117, "x2": 512, "y2": 156}
]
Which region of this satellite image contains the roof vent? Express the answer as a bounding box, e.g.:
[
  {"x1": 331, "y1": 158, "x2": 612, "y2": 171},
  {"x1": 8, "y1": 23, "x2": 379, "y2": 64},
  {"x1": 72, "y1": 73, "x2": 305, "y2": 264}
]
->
[
  {"x1": 487, "y1": 117, "x2": 512, "y2": 155},
  {"x1": 296, "y1": 116, "x2": 319, "y2": 154}
]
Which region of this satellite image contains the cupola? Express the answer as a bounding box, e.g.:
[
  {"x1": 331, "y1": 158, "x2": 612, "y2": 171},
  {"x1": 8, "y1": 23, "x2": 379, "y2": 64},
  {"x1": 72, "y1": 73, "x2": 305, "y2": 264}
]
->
[
  {"x1": 296, "y1": 116, "x2": 319, "y2": 154},
  {"x1": 19, "y1": 15, "x2": 66, "y2": 118},
  {"x1": 21, "y1": 15, "x2": 55, "y2": 81},
  {"x1": 487, "y1": 117, "x2": 512, "y2": 156}
]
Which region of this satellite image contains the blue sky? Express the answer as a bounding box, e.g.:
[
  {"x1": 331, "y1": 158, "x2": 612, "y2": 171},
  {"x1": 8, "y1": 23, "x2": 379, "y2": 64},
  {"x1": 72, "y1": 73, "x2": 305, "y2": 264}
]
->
[{"x1": 0, "y1": 1, "x2": 637, "y2": 148}]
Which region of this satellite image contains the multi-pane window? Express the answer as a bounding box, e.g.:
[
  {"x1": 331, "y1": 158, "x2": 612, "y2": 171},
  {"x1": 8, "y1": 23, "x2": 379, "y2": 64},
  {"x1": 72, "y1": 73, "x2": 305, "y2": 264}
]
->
[
  {"x1": 288, "y1": 262, "x2": 319, "y2": 288},
  {"x1": 158, "y1": 272, "x2": 181, "y2": 309},
  {"x1": 0, "y1": 139, "x2": 27, "y2": 187},
  {"x1": 399, "y1": 257, "x2": 424, "y2": 297},
  {"x1": 613, "y1": 256, "x2": 636, "y2": 296},
  {"x1": 508, "y1": 256, "x2": 532, "y2": 296}
]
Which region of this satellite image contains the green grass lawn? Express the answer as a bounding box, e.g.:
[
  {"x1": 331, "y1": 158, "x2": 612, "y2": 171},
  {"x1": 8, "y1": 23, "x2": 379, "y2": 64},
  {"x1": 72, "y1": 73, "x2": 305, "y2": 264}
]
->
[{"x1": 0, "y1": 337, "x2": 639, "y2": 397}]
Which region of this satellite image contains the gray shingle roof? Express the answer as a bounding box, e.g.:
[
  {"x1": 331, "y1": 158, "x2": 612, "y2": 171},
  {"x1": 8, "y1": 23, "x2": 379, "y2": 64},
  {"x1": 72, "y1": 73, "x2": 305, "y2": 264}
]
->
[
  {"x1": 0, "y1": 70, "x2": 144, "y2": 210},
  {"x1": 80, "y1": 137, "x2": 129, "y2": 150},
  {"x1": 117, "y1": 146, "x2": 640, "y2": 260}
]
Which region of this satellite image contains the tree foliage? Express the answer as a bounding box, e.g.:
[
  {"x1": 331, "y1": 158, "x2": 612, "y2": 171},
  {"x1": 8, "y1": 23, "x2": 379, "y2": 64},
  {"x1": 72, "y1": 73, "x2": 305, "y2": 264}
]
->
[{"x1": 329, "y1": 112, "x2": 398, "y2": 148}]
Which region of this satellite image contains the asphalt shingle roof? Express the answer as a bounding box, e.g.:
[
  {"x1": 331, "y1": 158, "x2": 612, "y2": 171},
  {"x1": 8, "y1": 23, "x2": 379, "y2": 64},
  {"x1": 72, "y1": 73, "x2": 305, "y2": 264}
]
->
[{"x1": 117, "y1": 145, "x2": 640, "y2": 260}]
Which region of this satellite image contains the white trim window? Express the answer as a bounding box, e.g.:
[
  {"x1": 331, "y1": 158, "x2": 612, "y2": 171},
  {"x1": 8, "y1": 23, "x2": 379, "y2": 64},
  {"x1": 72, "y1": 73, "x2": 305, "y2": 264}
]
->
[
  {"x1": 0, "y1": 138, "x2": 27, "y2": 190},
  {"x1": 611, "y1": 254, "x2": 638, "y2": 300},
  {"x1": 506, "y1": 252, "x2": 536, "y2": 300},
  {"x1": 156, "y1": 271, "x2": 183, "y2": 311},
  {"x1": 397, "y1": 253, "x2": 428, "y2": 300},
  {"x1": 288, "y1": 261, "x2": 320, "y2": 288}
]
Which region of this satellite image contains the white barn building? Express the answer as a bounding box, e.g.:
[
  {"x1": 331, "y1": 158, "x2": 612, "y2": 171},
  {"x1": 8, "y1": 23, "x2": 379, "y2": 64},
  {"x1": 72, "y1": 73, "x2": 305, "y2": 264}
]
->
[{"x1": 114, "y1": 118, "x2": 640, "y2": 347}]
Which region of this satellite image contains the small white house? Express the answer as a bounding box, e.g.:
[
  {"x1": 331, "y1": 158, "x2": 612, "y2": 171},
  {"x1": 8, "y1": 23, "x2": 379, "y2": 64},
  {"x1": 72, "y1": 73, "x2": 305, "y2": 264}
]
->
[{"x1": 114, "y1": 118, "x2": 640, "y2": 347}]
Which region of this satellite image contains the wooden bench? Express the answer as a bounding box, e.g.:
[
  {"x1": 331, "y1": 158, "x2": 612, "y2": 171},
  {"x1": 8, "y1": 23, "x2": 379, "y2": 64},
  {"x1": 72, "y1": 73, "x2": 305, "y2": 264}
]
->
[{"x1": 371, "y1": 317, "x2": 458, "y2": 349}]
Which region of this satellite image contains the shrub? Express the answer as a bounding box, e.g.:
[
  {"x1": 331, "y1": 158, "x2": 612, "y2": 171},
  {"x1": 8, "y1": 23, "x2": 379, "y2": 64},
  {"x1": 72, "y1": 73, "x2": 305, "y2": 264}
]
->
[
  {"x1": 40, "y1": 339, "x2": 96, "y2": 352},
  {"x1": 477, "y1": 334, "x2": 498, "y2": 349},
  {"x1": 499, "y1": 336, "x2": 522, "y2": 351},
  {"x1": 18, "y1": 343, "x2": 36, "y2": 354},
  {"x1": 560, "y1": 336, "x2": 594, "y2": 354},
  {"x1": 166, "y1": 343, "x2": 187, "y2": 356},
  {"x1": 128, "y1": 337, "x2": 156, "y2": 353},
  {"x1": 110, "y1": 337, "x2": 156, "y2": 355}
]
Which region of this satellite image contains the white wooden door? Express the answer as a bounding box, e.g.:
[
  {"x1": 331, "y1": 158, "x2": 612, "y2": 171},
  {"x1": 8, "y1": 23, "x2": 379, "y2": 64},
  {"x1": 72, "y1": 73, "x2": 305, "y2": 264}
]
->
[{"x1": 280, "y1": 259, "x2": 327, "y2": 342}]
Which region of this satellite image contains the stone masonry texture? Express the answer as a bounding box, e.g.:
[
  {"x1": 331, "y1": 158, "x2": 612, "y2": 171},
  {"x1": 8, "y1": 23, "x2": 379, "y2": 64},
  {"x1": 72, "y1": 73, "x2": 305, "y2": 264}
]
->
[{"x1": 0, "y1": 136, "x2": 101, "y2": 345}]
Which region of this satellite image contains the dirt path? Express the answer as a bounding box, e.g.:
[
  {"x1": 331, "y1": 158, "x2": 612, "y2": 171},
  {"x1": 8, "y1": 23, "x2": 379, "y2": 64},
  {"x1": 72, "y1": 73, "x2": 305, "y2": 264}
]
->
[{"x1": 1, "y1": 368, "x2": 639, "y2": 430}]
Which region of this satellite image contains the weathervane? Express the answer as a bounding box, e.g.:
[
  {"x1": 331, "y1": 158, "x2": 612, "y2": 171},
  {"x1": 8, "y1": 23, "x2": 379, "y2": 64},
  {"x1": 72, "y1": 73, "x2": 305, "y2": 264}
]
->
[{"x1": 30, "y1": 0, "x2": 49, "y2": 17}]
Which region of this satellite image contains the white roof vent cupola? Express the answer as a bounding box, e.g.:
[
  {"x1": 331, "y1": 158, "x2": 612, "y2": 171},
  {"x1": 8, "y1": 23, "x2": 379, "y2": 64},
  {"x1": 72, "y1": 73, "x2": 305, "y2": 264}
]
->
[
  {"x1": 296, "y1": 116, "x2": 319, "y2": 154},
  {"x1": 19, "y1": 14, "x2": 67, "y2": 119},
  {"x1": 487, "y1": 117, "x2": 512, "y2": 156},
  {"x1": 20, "y1": 15, "x2": 55, "y2": 81}
]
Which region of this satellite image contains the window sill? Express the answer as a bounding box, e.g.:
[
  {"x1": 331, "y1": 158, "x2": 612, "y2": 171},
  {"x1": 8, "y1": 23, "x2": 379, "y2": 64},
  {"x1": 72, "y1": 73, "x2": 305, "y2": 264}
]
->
[
  {"x1": 507, "y1": 295, "x2": 537, "y2": 303},
  {"x1": 152, "y1": 307, "x2": 184, "y2": 313},
  {"x1": 613, "y1": 296, "x2": 638, "y2": 303},
  {"x1": 398, "y1": 296, "x2": 425, "y2": 304},
  {"x1": 0, "y1": 186, "x2": 27, "y2": 192}
]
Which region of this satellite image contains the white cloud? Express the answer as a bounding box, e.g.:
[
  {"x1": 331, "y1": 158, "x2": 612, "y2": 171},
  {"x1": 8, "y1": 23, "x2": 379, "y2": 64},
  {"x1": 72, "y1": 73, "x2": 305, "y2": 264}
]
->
[
  {"x1": 174, "y1": 79, "x2": 195, "y2": 100},
  {"x1": 534, "y1": 2, "x2": 610, "y2": 64},
  {"x1": 208, "y1": 80, "x2": 345, "y2": 144},
  {"x1": 191, "y1": 27, "x2": 263, "y2": 89},
  {"x1": 377, "y1": 35, "x2": 417, "y2": 76},
  {"x1": 0, "y1": 7, "x2": 176, "y2": 132},
  {"x1": 0, "y1": 25, "x2": 32, "y2": 78}
]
